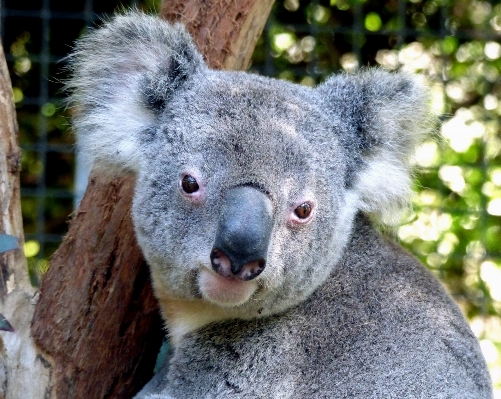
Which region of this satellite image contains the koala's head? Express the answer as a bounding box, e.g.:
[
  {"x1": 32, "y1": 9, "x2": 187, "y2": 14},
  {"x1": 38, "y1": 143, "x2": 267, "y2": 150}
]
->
[{"x1": 69, "y1": 12, "x2": 431, "y2": 319}]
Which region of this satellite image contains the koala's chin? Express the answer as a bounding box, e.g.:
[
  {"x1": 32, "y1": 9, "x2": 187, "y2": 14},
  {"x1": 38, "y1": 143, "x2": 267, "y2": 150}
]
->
[{"x1": 197, "y1": 268, "x2": 258, "y2": 307}]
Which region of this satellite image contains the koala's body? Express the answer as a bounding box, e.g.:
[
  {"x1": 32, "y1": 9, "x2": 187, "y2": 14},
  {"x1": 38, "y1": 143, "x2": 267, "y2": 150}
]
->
[{"x1": 69, "y1": 12, "x2": 493, "y2": 398}]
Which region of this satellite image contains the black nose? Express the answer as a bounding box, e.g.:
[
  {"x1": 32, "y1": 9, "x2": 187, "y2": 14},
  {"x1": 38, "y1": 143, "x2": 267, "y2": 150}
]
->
[
  {"x1": 211, "y1": 186, "x2": 273, "y2": 281},
  {"x1": 211, "y1": 248, "x2": 266, "y2": 281}
]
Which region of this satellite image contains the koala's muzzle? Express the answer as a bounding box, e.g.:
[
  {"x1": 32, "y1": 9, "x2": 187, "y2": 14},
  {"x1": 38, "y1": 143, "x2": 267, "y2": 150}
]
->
[{"x1": 211, "y1": 186, "x2": 273, "y2": 281}]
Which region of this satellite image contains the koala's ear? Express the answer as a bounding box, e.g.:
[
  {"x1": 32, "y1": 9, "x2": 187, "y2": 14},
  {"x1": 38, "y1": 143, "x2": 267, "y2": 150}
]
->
[
  {"x1": 67, "y1": 12, "x2": 205, "y2": 172},
  {"x1": 317, "y1": 69, "x2": 433, "y2": 224}
]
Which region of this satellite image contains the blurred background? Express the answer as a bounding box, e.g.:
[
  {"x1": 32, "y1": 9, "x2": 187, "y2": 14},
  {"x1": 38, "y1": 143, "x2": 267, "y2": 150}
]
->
[{"x1": 2, "y1": 0, "x2": 501, "y2": 394}]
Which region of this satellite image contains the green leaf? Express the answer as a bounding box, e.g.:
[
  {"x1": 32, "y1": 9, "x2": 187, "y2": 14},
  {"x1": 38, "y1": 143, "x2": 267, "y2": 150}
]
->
[
  {"x1": 441, "y1": 36, "x2": 459, "y2": 55},
  {"x1": 0, "y1": 313, "x2": 14, "y2": 332},
  {"x1": 365, "y1": 12, "x2": 382, "y2": 32}
]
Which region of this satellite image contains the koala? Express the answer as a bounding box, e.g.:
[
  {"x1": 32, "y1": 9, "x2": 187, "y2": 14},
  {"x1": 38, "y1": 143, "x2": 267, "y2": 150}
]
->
[{"x1": 68, "y1": 12, "x2": 493, "y2": 399}]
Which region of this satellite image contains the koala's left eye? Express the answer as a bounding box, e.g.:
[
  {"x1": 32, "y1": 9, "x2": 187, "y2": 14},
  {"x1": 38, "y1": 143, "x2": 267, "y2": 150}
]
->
[
  {"x1": 294, "y1": 203, "x2": 312, "y2": 219},
  {"x1": 181, "y1": 175, "x2": 199, "y2": 193}
]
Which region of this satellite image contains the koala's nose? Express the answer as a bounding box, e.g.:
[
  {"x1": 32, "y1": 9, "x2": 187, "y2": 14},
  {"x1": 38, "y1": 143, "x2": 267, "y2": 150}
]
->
[
  {"x1": 211, "y1": 248, "x2": 266, "y2": 281},
  {"x1": 211, "y1": 186, "x2": 273, "y2": 281}
]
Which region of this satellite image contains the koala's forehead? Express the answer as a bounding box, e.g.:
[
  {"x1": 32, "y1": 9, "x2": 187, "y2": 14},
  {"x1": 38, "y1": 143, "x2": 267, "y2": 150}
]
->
[{"x1": 161, "y1": 71, "x2": 328, "y2": 174}]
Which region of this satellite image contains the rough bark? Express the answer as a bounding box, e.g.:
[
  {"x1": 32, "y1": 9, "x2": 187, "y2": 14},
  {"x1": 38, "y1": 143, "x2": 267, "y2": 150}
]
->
[
  {"x1": 31, "y1": 1, "x2": 274, "y2": 398},
  {"x1": 161, "y1": 0, "x2": 274, "y2": 70},
  {"x1": 31, "y1": 174, "x2": 164, "y2": 399},
  {"x1": 0, "y1": 41, "x2": 52, "y2": 399}
]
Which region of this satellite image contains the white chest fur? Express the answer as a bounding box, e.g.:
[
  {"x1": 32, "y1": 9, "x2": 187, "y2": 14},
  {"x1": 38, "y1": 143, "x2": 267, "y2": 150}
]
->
[{"x1": 158, "y1": 295, "x2": 234, "y2": 347}]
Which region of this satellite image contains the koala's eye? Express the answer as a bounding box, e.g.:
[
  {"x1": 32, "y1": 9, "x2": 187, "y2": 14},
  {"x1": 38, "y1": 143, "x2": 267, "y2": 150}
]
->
[
  {"x1": 288, "y1": 198, "x2": 315, "y2": 227},
  {"x1": 294, "y1": 203, "x2": 312, "y2": 219},
  {"x1": 181, "y1": 175, "x2": 199, "y2": 193},
  {"x1": 179, "y1": 171, "x2": 206, "y2": 205}
]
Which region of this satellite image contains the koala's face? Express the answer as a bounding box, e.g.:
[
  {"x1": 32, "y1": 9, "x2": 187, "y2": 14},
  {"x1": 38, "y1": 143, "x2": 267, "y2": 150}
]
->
[
  {"x1": 70, "y1": 13, "x2": 430, "y2": 319},
  {"x1": 132, "y1": 72, "x2": 351, "y2": 317}
]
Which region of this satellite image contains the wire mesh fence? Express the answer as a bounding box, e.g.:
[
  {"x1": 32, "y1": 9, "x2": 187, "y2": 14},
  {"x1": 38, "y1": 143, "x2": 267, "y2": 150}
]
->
[{"x1": 2, "y1": 0, "x2": 501, "y2": 393}]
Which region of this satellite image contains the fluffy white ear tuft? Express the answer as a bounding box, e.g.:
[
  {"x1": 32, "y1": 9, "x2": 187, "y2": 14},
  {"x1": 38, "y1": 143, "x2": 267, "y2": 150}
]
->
[
  {"x1": 74, "y1": 81, "x2": 157, "y2": 173},
  {"x1": 355, "y1": 156, "x2": 413, "y2": 225},
  {"x1": 318, "y1": 69, "x2": 434, "y2": 224},
  {"x1": 67, "y1": 11, "x2": 205, "y2": 173}
]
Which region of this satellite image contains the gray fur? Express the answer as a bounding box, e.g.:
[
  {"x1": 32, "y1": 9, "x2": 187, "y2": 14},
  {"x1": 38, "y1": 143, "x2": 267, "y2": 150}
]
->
[{"x1": 68, "y1": 12, "x2": 493, "y2": 399}]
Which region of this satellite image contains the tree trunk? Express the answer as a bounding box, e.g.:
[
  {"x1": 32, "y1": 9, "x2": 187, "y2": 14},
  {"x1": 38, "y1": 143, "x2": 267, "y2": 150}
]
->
[
  {"x1": 0, "y1": 41, "x2": 52, "y2": 399},
  {"x1": 30, "y1": 1, "x2": 274, "y2": 398},
  {"x1": 161, "y1": 0, "x2": 274, "y2": 70}
]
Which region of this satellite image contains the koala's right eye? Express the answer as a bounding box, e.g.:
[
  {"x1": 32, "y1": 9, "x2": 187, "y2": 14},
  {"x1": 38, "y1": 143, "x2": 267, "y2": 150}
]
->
[
  {"x1": 181, "y1": 175, "x2": 199, "y2": 193},
  {"x1": 178, "y1": 171, "x2": 206, "y2": 205}
]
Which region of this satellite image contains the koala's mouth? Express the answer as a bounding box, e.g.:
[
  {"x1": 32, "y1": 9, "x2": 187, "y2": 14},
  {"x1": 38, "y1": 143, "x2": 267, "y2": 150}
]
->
[{"x1": 197, "y1": 267, "x2": 258, "y2": 307}]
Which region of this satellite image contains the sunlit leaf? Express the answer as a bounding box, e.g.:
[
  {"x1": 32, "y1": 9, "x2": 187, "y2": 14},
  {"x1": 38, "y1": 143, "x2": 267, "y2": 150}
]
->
[
  {"x1": 442, "y1": 36, "x2": 458, "y2": 55},
  {"x1": 24, "y1": 240, "x2": 39, "y2": 258},
  {"x1": 365, "y1": 12, "x2": 382, "y2": 31}
]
